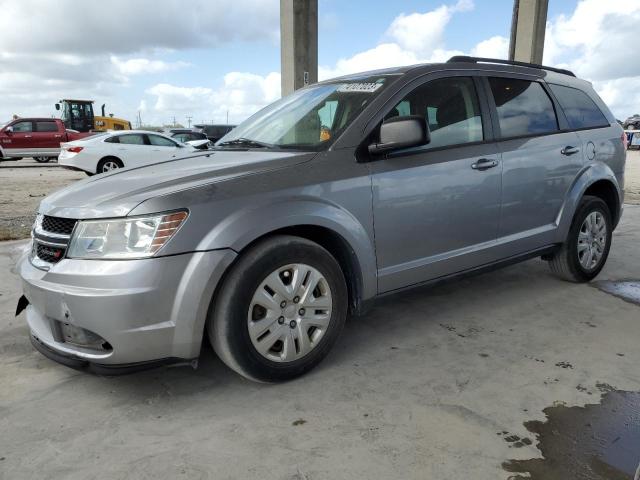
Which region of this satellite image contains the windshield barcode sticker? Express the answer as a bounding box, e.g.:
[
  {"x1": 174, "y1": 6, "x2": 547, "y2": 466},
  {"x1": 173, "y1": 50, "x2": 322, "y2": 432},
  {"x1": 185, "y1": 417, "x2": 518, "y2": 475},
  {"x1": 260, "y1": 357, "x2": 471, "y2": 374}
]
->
[{"x1": 337, "y1": 83, "x2": 383, "y2": 93}]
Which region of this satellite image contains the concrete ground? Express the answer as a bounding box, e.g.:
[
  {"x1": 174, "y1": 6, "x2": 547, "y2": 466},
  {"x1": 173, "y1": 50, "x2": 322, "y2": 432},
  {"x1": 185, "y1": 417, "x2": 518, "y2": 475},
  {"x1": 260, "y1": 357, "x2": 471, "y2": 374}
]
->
[{"x1": 1, "y1": 199, "x2": 640, "y2": 478}]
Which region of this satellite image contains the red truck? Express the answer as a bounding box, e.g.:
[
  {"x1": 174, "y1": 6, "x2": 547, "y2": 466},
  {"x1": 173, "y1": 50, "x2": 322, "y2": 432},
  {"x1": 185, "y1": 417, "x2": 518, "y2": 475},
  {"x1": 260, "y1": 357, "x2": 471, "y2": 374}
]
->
[{"x1": 0, "y1": 118, "x2": 92, "y2": 163}]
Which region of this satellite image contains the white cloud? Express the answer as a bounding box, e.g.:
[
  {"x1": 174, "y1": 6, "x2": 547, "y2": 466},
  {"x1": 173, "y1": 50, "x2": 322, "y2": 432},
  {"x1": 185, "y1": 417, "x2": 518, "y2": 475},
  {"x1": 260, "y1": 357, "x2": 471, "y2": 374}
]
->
[
  {"x1": 111, "y1": 57, "x2": 190, "y2": 76},
  {"x1": 543, "y1": 0, "x2": 640, "y2": 119},
  {"x1": 471, "y1": 36, "x2": 509, "y2": 59},
  {"x1": 385, "y1": 0, "x2": 473, "y2": 57},
  {"x1": 319, "y1": 0, "x2": 486, "y2": 80},
  {"x1": 0, "y1": 0, "x2": 279, "y2": 123},
  {"x1": 0, "y1": 0, "x2": 279, "y2": 55},
  {"x1": 142, "y1": 72, "x2": 281, "y2": 125}
]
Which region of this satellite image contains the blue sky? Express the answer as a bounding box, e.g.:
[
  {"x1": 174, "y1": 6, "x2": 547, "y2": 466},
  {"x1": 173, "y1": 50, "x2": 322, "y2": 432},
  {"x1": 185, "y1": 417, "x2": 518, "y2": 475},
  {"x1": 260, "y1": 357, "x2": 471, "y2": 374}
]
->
[{"x1": 1, "y1": 0, "x2": 638, "y2": 125}]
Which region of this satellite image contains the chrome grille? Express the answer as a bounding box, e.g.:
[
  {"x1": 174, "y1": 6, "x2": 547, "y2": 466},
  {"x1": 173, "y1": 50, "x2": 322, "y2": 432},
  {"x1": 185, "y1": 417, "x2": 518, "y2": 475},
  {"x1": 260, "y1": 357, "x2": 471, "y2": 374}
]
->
[{"x1": 31, "y1": 214, "x2": 77, "y2": 268}]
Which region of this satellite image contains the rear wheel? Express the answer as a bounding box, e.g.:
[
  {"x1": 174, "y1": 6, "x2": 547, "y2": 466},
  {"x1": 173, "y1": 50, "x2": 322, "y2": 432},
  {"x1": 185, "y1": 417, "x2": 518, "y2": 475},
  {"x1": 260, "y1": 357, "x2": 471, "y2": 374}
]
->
[
  {"x1": 208, "y1": 235, "x2": 348, "y2": 382},
  {"x1": 547, "y1": 195, "x2": 612, "y2": 282},
  {"x1": 96, "y1": 157, "x2": 123, "y2": 174},
  {"x1": 33, "y1": 156, "x2": 51, "y2": 163}
]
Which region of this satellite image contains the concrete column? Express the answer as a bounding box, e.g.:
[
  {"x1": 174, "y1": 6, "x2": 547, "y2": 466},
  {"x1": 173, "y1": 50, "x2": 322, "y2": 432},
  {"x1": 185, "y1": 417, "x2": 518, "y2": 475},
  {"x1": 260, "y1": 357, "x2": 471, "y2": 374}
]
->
[
  {"x1": 508, "y1": 0, "x2": 548, "y2": 64},
  {"x1": 280, "y1": 0, "x2": 318, "y2": 96}
]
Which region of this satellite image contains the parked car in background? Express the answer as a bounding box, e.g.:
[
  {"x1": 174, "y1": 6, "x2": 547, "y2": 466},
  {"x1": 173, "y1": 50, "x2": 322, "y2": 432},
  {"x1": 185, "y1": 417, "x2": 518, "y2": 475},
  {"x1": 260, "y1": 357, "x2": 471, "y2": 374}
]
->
[
  {"x1": 18, "y1": 56, "x2": 625, "y2": 382},
  {"x1": 58, "y1": 130, "x2": 197, "y2": 175},
  {"x1": 193, "y1": 124, "x2": 236, "y2": 143},
  {"x1": 168, "y1": 130, "x2": 211, "y2": 150},
  {"x1": 0, "y1": 118, "x2": 91, "y2": 162},
  {"x1": 623, "y1": 114, "x2": 640, "y2": 130}
]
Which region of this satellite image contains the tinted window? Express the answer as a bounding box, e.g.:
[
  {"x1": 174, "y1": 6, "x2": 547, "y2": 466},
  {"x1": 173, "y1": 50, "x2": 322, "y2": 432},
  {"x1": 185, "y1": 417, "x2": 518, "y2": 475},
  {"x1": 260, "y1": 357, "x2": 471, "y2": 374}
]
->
[
  {"x1": 12, "y1": 121, "x2": 33, "y2": 132},
  {"x1": 117, "y1": 134, "x2": 145, "y2": 145},
  {"x1": 104, "y1": 136, "x2": 120, "y2": 143},
  {"x1": 489, "y1": 77, "x2": 558, "y2": 137},
  {"x1": 147, "y1": 134, "x2": 177, "y2": 147},
  {"x1": 549, "y1": 84, "x2": 609, "y2": 129},
  {"x1": 385, "y1": 76, "x2": 483, "y2": 149},
  {"x1": 35, "y1": 121, "x2": 58, "y2": 132}
]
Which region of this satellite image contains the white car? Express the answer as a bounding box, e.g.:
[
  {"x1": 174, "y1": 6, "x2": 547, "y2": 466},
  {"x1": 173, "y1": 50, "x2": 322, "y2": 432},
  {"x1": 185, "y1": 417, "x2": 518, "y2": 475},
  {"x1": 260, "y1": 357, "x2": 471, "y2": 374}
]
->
[{"x1": 58, "y1": 130, "x2": 200, "y2": 175}]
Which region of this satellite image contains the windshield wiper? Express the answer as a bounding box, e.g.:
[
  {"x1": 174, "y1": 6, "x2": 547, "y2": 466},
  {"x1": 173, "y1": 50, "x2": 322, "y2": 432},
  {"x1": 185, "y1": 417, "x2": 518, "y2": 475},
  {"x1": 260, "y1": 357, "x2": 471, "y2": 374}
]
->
[{"x1": 217, "y1": 137, "x2": 274, "y2": 149}]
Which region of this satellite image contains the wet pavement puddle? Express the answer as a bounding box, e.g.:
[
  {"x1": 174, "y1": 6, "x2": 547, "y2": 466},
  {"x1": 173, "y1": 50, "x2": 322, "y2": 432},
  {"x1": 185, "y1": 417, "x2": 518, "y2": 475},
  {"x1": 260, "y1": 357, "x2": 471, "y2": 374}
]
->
[
  {"x1": 503, "y1": 389, "x2": 640, "y2": 480},
  {"x1": 593, "y1": 281, "x2": 640, "y2": 306}
]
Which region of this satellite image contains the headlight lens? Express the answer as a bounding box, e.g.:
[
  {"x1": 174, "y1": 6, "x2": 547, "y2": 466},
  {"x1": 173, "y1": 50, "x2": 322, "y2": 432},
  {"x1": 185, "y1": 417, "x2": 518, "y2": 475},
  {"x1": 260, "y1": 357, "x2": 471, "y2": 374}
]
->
[{"x1": 67, "y1": 211, "x2": 188, "y2": 259}]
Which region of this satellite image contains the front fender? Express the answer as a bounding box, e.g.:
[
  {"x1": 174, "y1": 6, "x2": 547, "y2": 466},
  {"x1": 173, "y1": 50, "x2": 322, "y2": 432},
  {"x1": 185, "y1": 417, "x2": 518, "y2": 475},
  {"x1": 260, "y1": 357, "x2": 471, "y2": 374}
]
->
[
  {"x1": 554, "y1": 162, "x2": 622, "y2": 242},
  {"x1": 196, "y1": 198, "x2": 378, "y2": 301}
]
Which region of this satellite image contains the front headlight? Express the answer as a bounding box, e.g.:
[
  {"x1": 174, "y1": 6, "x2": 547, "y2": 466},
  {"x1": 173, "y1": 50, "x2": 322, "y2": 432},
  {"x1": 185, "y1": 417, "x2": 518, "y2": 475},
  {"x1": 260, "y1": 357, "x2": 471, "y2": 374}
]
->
[{"x1": 67, "y1": 211, "x2": 188, "y2": 259}]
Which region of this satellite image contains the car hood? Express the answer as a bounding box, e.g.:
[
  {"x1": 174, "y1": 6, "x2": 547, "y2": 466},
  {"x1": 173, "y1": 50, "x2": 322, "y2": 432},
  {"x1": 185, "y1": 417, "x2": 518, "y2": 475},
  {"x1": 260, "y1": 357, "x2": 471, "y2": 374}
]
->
[{"x1": 40, "y1": 150, "x2": 316, "y2": 219}]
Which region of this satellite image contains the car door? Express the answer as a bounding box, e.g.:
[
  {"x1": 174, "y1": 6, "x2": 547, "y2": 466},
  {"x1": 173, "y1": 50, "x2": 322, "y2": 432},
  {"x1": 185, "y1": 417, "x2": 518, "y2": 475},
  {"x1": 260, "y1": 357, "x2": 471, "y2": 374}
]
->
[
  {"x1": 370, "y1": 75, "x2": 502, "y2": 293},
  {"x1": 1, "y1": 120, "x2": 34, "y2": 156},
  {"x1": 484, "y1": 76, "x2": 584, "y2": 251},
  {"x1": 112, "y1": 133, "x2": 150, "y2": 167},
  {"x1": 33, "y1": 120, "x2": 63, "y2": 154},
  {"x1": 146, "y1": 134, "x2": 182, "y2": 162}
]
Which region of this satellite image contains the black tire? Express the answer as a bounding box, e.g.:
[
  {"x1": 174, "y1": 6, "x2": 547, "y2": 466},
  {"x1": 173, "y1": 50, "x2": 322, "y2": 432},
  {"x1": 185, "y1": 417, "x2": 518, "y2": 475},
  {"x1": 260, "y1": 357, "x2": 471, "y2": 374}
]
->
[
  {"x1": 548, "y1": 195, "x2": 612, "y2": 282},
  {"x1": 96, "y1": 157, "x2": 124, "y2": 174},
  {"x1": 34, "y1": 156, "x2": 51, "y2": 163},
  {"x1": 208, "y1": 235, "x2": 348, "y2": 382}
]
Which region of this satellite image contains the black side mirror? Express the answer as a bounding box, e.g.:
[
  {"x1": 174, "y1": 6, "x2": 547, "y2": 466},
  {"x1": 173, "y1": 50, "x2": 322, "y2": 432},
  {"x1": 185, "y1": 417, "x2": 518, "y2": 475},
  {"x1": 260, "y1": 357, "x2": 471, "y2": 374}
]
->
[
  {"x1": 368, "y1": 115, "x2": 430, "y2": 155},
  {"x1": 55, "y1": 103, "x2": 60, "y2": 111}
]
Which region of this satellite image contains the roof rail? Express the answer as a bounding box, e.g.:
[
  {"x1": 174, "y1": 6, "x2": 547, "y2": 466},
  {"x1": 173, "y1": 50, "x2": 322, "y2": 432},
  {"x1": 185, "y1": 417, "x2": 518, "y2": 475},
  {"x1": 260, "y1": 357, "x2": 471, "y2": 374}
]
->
[{"x1": 447, "y1": 55, "x2": 576, "y2": 77}]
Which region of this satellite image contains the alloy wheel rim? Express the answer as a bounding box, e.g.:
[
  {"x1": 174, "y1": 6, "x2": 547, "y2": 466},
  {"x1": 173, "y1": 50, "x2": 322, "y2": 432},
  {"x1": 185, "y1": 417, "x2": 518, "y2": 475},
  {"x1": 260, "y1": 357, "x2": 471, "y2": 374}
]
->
[
  {"x1": 577, "y1": 211, "x2": 607, "y2": 270},
  {"x1": 102, "y1": 161, "x2": 119, "y2": 172},
  {"x1": 247, "y1": 263, "x2": 332, "y2": 362}
]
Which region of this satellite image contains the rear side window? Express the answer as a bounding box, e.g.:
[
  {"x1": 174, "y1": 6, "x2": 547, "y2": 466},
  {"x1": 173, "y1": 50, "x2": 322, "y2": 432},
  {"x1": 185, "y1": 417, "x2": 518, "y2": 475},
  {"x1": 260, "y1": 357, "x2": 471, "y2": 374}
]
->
[
  {"x1": 548, "y1": 84, "x2": 609, "y2": 129},
  {"x1": 104, "y1": 136, "x2": 120, "y2": 143},
  {"x1": 488, "y1": 77, "x2": 558, "y2": 138},
  {"x1": 117, "y1": 134, "x2": 145, "y2": 145},
  {"x1": 35, "y1": 121, "x2": 58, "y2": 132},
  {"x1": 385, "y1": 76, "x2": 484, "y2": 149}
]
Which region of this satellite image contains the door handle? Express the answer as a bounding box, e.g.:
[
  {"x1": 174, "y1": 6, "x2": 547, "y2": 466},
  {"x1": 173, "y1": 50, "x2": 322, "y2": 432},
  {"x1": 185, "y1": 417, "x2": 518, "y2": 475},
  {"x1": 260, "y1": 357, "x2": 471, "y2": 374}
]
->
[
  {"x1": 561, "y1": 146, "x2": 580, "y2": 156},
  {"x1": 24, "y1": 135, "x2": 32, "y2": 138},
  {"x1": 471, "y1": 158, "x2": 499, "y2": 171},
  {"x1": 54, "y1": 135, "x2": 62, "y2": 138}
]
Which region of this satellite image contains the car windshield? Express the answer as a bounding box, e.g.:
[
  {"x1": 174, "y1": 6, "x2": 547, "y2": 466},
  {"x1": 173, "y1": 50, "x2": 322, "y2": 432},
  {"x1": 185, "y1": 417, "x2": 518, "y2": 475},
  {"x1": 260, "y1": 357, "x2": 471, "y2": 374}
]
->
[{"x1": 217, "y1": 75, "x2": 398, "y2": 151}]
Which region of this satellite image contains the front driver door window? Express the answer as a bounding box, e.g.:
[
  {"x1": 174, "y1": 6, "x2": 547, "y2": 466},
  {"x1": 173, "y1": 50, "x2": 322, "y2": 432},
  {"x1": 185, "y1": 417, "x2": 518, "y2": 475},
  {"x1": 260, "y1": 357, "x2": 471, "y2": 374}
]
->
[{"x1": 371, "y1": 76, "x2": 502, "y2": 292}]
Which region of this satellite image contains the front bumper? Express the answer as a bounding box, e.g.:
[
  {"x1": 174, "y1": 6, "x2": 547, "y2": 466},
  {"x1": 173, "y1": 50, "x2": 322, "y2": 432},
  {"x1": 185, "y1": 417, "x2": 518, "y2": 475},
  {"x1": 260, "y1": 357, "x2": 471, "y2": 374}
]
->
[{"x1": 18, "y1": 246, "x2": 236, "y2": 369}]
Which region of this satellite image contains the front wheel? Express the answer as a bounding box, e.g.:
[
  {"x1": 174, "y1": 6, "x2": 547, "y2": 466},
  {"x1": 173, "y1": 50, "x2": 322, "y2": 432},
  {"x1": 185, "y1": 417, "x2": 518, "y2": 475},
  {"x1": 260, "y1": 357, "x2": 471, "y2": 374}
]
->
[
  {"x1": 548, "y1": 195, "x2": 612, "y2": 282},
  {"x1": 209, "y1": 235, "x2": 348, "y2": 382},
  {"x1": 33, "y1": 156, "x2": 51, "y2": 163}
]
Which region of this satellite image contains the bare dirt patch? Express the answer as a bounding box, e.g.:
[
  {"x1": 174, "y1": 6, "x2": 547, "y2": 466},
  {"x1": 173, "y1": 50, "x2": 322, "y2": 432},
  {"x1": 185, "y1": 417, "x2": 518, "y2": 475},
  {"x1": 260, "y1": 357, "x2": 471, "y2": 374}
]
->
[
  {"x1": 0, "y1": 167, "x2": 85, "y2": 240},
  {"x1": 625, "y1": 150, "x2": 640, "y2": 205}
]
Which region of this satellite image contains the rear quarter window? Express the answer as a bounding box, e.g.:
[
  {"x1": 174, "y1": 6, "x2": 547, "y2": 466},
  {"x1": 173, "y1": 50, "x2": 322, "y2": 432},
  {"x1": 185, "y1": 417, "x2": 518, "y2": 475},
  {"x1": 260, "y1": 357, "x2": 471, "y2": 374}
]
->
[{"x1": 548, "y1": 84, "x2": 609, "y2": 130}]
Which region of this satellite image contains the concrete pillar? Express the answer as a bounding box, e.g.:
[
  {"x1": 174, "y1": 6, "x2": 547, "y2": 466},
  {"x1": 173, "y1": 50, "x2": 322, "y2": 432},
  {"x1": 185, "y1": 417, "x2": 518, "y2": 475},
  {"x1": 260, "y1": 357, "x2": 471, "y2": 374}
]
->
[
  {"x1": 508, "y1": 0, "x2": 548, "y2": 64},
  {"x1": 280, "y1": 0, "x2": 318, "y2": 96}
]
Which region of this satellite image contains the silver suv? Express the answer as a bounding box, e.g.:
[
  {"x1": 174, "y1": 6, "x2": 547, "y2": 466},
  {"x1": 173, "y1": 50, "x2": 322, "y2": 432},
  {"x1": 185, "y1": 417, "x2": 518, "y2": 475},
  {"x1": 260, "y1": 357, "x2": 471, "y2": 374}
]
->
[{"x1": 17, "y1": 56, "x2": 625, "y2": 382}]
